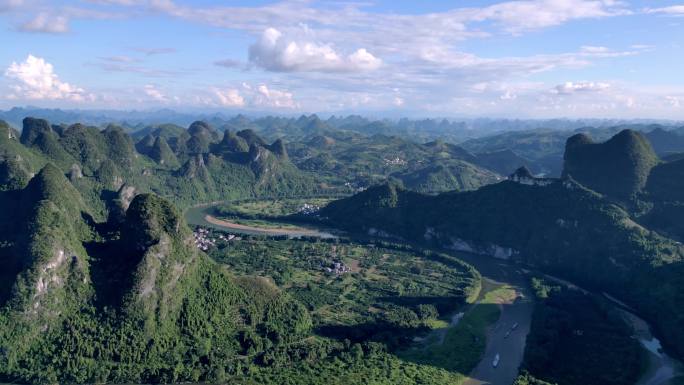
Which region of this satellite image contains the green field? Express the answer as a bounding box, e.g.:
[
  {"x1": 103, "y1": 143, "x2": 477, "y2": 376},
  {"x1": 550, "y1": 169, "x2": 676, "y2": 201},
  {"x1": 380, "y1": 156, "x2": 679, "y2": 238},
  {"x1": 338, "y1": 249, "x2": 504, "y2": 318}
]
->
[
  {"x1": 200, "y1": 235, "x2": 495, "y2": 383},
  {"x1": 208, "y1": 237, "x2": 480, "y2": 328}
]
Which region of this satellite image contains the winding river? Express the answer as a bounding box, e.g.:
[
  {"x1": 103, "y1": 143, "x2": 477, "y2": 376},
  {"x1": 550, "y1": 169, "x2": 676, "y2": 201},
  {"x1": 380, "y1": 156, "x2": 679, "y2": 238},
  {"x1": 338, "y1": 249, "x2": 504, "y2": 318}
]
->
[
  {"x1": 184, "y1": 204, "x2": 338, "y2": 238},
  {"x1": 185, "y1": 202, "x2": 683, "y2": 385}
]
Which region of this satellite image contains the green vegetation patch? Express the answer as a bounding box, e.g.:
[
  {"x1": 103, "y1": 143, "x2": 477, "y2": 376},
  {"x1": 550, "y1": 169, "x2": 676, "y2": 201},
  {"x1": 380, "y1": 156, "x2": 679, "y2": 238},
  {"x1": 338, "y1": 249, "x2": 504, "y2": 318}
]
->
[
  {"x1": 521, "y1": 277, "x2": 644, "y2": 385},
  {"x1": 400, "y1": 283, "x2": 513, "y2": 374}
]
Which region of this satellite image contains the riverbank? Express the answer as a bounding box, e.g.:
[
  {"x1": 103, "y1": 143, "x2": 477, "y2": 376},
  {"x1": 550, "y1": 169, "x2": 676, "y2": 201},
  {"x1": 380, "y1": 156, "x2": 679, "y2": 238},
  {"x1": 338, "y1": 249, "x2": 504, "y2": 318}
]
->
[
  {"x1": 184, "y1": 203, "x2": 338, "y2": 238},
  {"x1": 204, "y1": 214, "x2": 334, "y2": 237},
  {"x1": 543, "y1": 273, "x2": 683, "y2": 385}
]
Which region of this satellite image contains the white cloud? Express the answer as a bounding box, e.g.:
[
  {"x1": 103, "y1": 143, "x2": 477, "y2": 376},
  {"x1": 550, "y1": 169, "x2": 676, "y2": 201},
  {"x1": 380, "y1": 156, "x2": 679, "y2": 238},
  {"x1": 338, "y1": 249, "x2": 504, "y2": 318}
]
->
[
  {"x1": 16, "y1": 6, "x2": 124, "y2": 34},
  {"x1": 100, "y1": 55, "x2": 139, "y2": 63},
  {"x1": 20, "y1": 13, "x2": 69, "y2": 33},
  {"x1": 468, "y1": 0, "x2": 630, "y2": 34},
  {"x1": 393, "y1": 97, "x2": 405, "y2": 107},
  {"x1": 500, "y1": 90, "x2": 517, "y2": 100},
  {"x1": 553, "y1": 81, "x2": 611, "y2": 95},
  {"x1": 644, "y1": 5, "x2": 684, "y2": 16},
  {"x1": 5, "y1": 55, "x2": 87, "y2": 101},
  {"x1": 578, "y1": 44, "x2": 645, "y2": 58},
  {"x1": 666, "y1": 96, "x2": 681, "y2": 108},
  {"x1": 253, "y1": 84, "x2": 297, "y2": 108},
  {"x1": 248, "y1": 27, "x2": 382, "y2": 73},
  {"x1": 214, "y1": 88, "x2": 245, "y2": 107},
  {"x1": 208, "y1": 83, "x2": 297, "y2": 109},
  {"x1": 151, "y1": 0, "x2": 630, "y2": 38},
  {"x1": 580, "y1": 45, "x2": 609, "y2": 53},
  {"x1": 144, "y1": 84, "x2": 167, "y2": 102}
]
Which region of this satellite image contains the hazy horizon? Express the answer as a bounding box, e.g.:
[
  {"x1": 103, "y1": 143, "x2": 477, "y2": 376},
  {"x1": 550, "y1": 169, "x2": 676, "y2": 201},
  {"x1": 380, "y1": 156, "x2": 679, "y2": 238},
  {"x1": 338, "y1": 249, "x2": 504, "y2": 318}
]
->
[{"x1": 2, "y1": 105, "x2": 684, "y2": 128}]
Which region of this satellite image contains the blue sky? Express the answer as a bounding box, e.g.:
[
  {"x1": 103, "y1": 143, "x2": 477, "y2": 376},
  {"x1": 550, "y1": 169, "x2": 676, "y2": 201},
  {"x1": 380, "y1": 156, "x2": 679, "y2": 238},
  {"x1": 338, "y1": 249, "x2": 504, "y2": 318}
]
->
[{"x1": 1, "y1": 0, "x2": 683, "y2": 118}]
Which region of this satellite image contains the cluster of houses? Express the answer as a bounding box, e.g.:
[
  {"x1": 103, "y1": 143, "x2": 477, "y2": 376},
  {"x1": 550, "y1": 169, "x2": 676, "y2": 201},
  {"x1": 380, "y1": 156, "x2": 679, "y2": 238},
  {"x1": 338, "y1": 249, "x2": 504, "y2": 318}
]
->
[
  {"x1": 297, "y1": 203, "x2": 321, "y2": 215},
  {"x1": 383, "y1": 156, "x2": 407, "y2": 166},
  {"x1": 323, "y1": 261, "x2": 351, "y2": 275},
  {"x1": 192, "y1": 227, "x2": 239, "y2": 251},
  {"x1": 344, "y1": 182, "x2": 367, "y2": 192}
]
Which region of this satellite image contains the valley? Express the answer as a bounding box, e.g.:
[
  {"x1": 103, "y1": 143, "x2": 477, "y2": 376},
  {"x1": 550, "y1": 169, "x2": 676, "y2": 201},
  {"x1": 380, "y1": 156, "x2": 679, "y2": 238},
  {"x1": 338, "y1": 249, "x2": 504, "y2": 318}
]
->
[
  {"x1": 4, "y1": 2, "x2": 684, "y2": 383},
  {"x1": 1, "y1": 114, "x2": 684, "y2": 384},
  {"x1": 183, "y1": 205, "x2": 533, "y2": 385},
  {"x1": 187, "y1": 205, "x2": 682, "y2": 385}
]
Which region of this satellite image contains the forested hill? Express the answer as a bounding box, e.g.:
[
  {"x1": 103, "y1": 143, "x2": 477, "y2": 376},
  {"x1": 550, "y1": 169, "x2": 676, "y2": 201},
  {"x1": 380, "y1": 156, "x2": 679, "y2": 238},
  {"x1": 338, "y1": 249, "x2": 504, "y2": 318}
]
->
[
  {"x1": 562, "y1": 129, "x2": 658, "y2": 200},
  {"x1": 0, "y1": 168, "x2": 311, "y2": 383},
  {"x1": 1, "y1": 116, "x2": 507, "y2": 210},
  {"x1": 1, "y1": 117, "x2": 320, "y2": 216}
]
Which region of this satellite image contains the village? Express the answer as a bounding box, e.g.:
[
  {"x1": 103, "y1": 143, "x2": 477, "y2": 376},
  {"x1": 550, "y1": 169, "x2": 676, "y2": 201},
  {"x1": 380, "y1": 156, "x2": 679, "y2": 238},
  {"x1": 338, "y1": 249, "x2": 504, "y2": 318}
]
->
[
  {"x1": 194, "y1": 226, "x2": 352, "y2": 275},
  {"x1": 192, "y1": 227, "x2": 240, "y2": 251},
  {"x1": 323, "y1": 260, "x2": 351, "y2": 275},
  {"x1": 297, "y1": 203, "x2": 321, "y2": 215}
]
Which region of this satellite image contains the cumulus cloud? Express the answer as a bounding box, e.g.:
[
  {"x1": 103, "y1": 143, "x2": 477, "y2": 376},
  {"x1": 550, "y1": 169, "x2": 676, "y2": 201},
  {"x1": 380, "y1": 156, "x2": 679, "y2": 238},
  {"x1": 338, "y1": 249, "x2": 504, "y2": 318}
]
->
[
  {"x1": 144, "y1": 84, "x2": 167, "y2": 102},
  {"x1": 20, "y1": 13, "x2": 69, "y2": 33},
  {"x1": 252, "y1": 83, "x2": 298, "y2": 108},
  {"x1": 666, "y1": 96, "x2": 681, "y2": 108},
  {"x1": 214, "y1": 88, "x2": 245, "y2": 107},
  {"x1": 553, "y1": 81, "x2": 611, "y2": 95},
  {"x1": 210, "y1": 83, "x2": 297, "y2": 109},
  {"x1": 5, "y1": 55, "x2": 87, "y2": 101},
  {"x1": 248, "y1": 27, "x2": 382, "y2": 73}
]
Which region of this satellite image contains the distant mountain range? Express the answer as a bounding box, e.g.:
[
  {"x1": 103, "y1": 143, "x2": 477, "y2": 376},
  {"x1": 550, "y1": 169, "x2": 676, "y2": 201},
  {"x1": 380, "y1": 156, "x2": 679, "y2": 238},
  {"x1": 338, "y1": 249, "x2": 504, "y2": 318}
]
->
[{"x1": 2, "y1": 106, "x2": 682, "y2": 143}]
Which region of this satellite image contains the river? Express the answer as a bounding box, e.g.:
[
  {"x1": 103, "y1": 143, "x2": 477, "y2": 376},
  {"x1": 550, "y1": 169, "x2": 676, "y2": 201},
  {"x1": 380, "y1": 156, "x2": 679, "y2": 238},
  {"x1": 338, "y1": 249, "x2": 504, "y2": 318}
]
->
[
  {"x1": 185, "y1": 202, "x2": 534, "y2": 385},
  {"x1": 184, "y1": 204, "x2": 338, "y2": 238},
  {"x1": 185, "y1": 202, "x2": 681, "y2": 385}
]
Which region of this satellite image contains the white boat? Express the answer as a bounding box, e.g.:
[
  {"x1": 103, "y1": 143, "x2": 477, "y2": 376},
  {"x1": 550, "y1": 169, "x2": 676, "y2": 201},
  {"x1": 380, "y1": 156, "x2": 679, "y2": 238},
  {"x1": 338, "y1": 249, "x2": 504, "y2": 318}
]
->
[{"x1": 492, "y1": 353, "x2": 500, "y2": 368}]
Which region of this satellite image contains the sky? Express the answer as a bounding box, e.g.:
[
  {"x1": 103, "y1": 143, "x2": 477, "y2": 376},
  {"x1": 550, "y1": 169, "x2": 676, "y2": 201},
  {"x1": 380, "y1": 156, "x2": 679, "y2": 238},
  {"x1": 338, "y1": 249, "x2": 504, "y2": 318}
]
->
[{"x1": 0, "y1": 0, "x2": 684, "y2": 119}]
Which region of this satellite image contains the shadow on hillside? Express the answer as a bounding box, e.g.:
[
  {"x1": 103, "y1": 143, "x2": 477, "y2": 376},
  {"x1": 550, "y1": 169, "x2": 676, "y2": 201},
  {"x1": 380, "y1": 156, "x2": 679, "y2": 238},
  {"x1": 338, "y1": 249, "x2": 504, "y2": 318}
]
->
[
  {"x1": 84, "y1": 238, "x2": 142, "y2": 311},
  {"x1": 378, "y1": 295, "x2": 466, "y2": 315},
  {"x1": 315, "y1": 300, "x2": 523, "y2": 375},
  {"x1": 0, "y1": 244, "x2": 22, "y2": 307},
  {"x1": 315, "y1": 321, "x2": 428, "y2": 351}
]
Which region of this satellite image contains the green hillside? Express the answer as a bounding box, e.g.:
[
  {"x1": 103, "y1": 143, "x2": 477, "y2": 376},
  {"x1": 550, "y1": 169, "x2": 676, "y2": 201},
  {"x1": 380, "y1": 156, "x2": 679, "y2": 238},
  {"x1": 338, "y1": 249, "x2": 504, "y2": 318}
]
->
[
  {"x1": 0, "y1": 175, "x2": 311, "y2": 384},
  {"x1": 1, "y1": 118, "x2": 322, "y2": 215},
  {"x1": 319, "y1": 178, "x2": 684, "y2": 359},
  {"x1": 562, "y1": 129, "x2": 658, "y2": 200}
]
